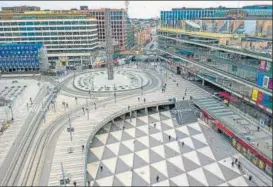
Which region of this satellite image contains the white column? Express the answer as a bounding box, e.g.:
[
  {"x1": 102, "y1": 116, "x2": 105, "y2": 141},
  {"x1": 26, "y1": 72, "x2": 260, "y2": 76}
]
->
[{"x1": 80, "y1": 56, "x2": 83, "y2": 67}]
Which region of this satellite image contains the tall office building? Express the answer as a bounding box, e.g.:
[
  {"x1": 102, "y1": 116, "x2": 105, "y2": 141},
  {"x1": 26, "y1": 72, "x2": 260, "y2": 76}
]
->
[
  {"x1": 0, "y1": 10, "x2": 99, "y2": 68},
  {"x1": 81, "y1": 8, "x2": 133, "y2": 50}
]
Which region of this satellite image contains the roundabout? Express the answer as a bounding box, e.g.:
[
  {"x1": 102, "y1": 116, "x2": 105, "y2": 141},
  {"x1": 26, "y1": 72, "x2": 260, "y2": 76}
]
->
[{"x1": 74, "y1": 69, "x2": 149, "y2": 93}]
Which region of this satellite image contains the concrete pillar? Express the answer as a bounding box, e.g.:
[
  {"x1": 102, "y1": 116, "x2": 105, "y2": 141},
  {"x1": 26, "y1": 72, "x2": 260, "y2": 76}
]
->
[
  {"x1": 90, "y1": 55, "x2": 93, "y2": 67},
  {"x1": 80, "y1": 56, "x2": 83, "y2": 67},
  {"x1": 202, "y1": 79, "x2": 205, "y2": 86},
  {"x1": 130, "y1": 111, "x2": 132, "y2": 122},
  {"x1": 145, "y1": 108, "x2": 148, "y2": 115},
  {"x1": 156, "y1": 105, "x2": 159, "y2": 112}
]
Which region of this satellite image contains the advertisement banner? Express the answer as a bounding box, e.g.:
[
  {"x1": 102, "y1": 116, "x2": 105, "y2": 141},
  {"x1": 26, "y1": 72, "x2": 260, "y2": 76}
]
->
[
  {"x1": 256, "y1": 73, "x2": 264, "y2": 86},
  {"x1": 259, "y1": 60, "x2": 267, "y2": 71},
  {"x1": 251, "y1": 88, "x2": 259, "y2": 101},
  {"x1": 268, "y1": 78, "x2": 273, "y2": 90},
  {"x1": 257, "y1": 91, "x2": 263, "y2": 104},
  {"x1": 265, "y1": 61, "x2": 271, "y2": 72}
]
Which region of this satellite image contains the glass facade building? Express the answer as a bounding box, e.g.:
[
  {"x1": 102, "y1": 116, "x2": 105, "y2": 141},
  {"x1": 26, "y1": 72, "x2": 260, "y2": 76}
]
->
[
  {"x1": 160, "y1": 5, "x2": 273, "y2": 27},
  {"x1": 0, "y1": 43, "x2": 48, "y2": 72},
  {"x1": 0, "y1": 11, "x2": 99, "y2": 68}
]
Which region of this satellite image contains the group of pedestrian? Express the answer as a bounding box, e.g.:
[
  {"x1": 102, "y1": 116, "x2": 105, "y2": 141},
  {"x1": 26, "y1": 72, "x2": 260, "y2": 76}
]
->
[
  {"x1": 232, "y1": 157, "x2": 253, "y2": 181},
  {"x1": 231, "y1": 157, "x2": 241, "y2": 169},
  {"x1": 162, "y1": 83, "x2": 167, "y2": 93},
  {"x1": 62, "y1": 101, "x2": 69, "y2": 108}
]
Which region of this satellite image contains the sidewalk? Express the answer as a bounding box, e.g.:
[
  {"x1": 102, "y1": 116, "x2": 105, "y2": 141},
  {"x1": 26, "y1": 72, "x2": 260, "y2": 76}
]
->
[{"x1": 46, "y1": 66, "x2": 211, "y2": 186}]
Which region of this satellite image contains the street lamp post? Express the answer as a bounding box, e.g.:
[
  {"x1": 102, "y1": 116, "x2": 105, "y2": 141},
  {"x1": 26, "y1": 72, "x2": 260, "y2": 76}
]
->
[
  {"x1": 86, "y1": 108, "x2": 89, "y2": 120},
  {"x1": 61, "y1": 162, "x2": 66, "y2": 187},
  {"x1": 68, "y1": 116, "x2": 72, "y2": 142},
  {"x1": 141, "y1": 78, "x2": 143, "y2": 96},
  {"x1": 114, "y1": 92, "x2": 116, "y2": 103},
  {"x1": 88, "y1": 90, "x2": 91, "y2": 100},
  {"x1": 8, "y1": 103, "x2": 13, "y2": 120}
]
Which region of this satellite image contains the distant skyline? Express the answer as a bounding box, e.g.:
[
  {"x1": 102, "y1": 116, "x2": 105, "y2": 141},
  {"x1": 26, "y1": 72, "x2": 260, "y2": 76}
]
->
[{"x1": 0, "y1": 1, "x2": 272, "y2": 18}]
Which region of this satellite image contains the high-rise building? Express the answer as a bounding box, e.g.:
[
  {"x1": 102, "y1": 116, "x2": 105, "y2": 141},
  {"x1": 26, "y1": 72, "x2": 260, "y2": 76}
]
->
[
  {"x1": 80, "y1": 8, "x2": 133, "y2": 50},
  {"x1": 1, "y1": 6, "x2": 40, "y2": 13},
  {"x1": 0, "y1": 11, "x2": 99, "y2": 69}
]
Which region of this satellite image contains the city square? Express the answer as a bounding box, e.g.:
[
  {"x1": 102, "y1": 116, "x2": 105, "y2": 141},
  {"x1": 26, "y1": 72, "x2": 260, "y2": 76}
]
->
[{"x1": 0, "y1": 1, "x2": 272, "y2": 187}]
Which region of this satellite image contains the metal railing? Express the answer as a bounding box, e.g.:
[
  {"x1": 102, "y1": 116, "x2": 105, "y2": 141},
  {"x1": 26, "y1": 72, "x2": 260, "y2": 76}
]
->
[{"x1": 157, "y1": 48, "x2": 272, "y2": 96}]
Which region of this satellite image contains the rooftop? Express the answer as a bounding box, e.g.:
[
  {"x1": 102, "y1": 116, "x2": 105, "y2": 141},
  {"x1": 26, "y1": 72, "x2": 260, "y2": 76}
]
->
[
  {"x1": 159, "y1": 27, "x2": 244, "y2": 39},
  {"x1": 193, "y1": 97, "x2": 272, "y2": 162}
]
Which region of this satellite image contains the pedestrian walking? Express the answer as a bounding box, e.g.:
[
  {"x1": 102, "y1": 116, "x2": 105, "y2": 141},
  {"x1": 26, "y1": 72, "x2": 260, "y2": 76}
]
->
[
  {"x1": 249, "y1": 175, "x2": 252, "y2": 181},
  {"x1": 185, "y1": 92, "x2": 187, "y2": 96},
  {"x1": 238, "y1": 162, "x2": 241, "y2": 169},
  {"x1": 82, "y1": 144, "x2": 85, "y2": 152},
  {"x1": 181, "y1": 141, "x2": 184, "y2": 147},
  {"x1": 168, "y1": 135, "x2": 171, "y2": 141},
  {"x1": 182, "y1": 97, "x2": 184, "y2": 100},
  {"x1": 128, "y1": 106, "x2": 130, "y2": 110},
  {"x1": 30, "y1": 97, "x2": 32, "y2": 102},
  {"x1": 156, "y1": 176, "x2": 159, "y2": 182},
  {"x1": 87, "y1": 181, "x2": 90, "y2": 186},
  {"x1": 73, "y1": 181, "x2": 77, "y2": 187},
  {"x1": 235, "y1": 158, "x2": 238, "y2": 163},
  {"x1": 144, "y1": 98, "x2": 146, "y2": 103},
  {"x1": 138, "y1": 97, "x2": 140, "y2": 101},
  {"x1": 154, "y1": 123, "x2": 156, "y2": 128},
  {"x1": 231, "y1": 161, "x2": 234, "y2": 167},
  {"x1": 100, "y1": 165, "x2": 103, "y2": 171},
  {"x1": 257, "y1": 126, "x2": 260, "y2": 131},
  {"x1": 66, "y1": 103, "x2": 68, "y2": 108},
  {"x1": 82, "y1": 107, "x2": 85, "y2": 112}
]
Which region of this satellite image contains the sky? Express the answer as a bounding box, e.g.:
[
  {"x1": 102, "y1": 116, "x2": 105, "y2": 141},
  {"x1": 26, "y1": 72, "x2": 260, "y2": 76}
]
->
[{"x1": 0, "y1": 1, "x2": 272, "y2": 18}]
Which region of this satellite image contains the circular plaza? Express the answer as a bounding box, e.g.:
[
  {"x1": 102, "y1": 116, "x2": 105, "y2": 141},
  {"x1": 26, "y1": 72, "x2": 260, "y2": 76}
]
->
[{"x1": 74, "y1": 69, "x2": 149, "y2": 93}]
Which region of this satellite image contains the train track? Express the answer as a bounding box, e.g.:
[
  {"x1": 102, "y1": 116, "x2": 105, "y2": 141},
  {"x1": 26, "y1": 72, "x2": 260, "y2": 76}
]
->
[
  {"x1": 0, "y1": 64, "x2": 163, "y2": 186},
  {"x1": 0, "y1": 84, "x2": 54, "y2": 186}
]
